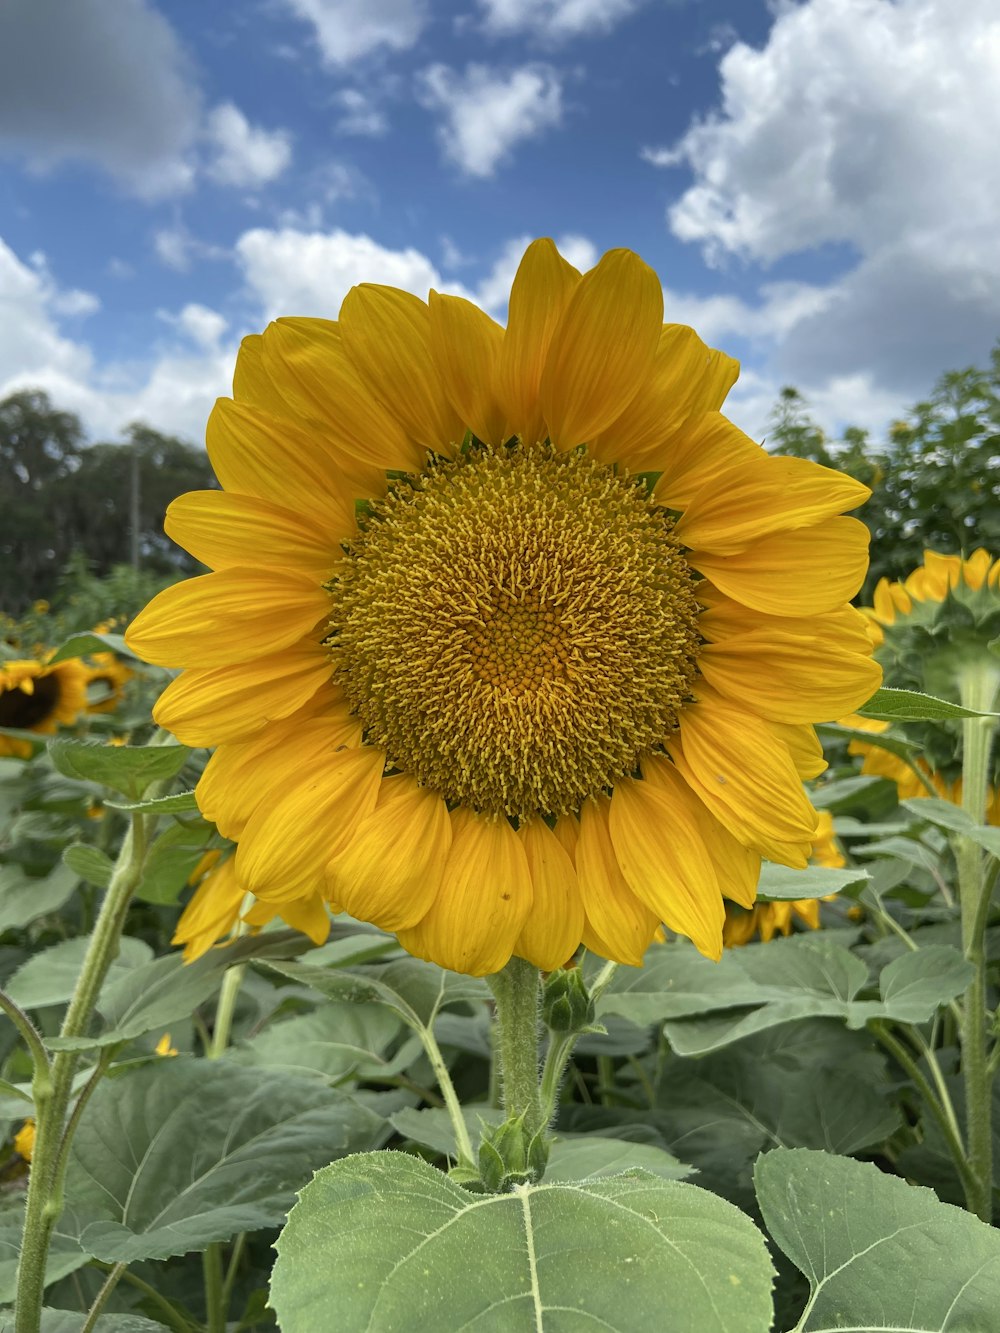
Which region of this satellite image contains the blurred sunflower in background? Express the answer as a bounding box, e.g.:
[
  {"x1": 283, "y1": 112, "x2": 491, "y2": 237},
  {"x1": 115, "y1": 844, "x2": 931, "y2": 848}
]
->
[
  {"x1": 127, "y1": 239, "x2": 879, "y2": 976},
  {"x1": 0, "y1": 656, "x2": 88, "y2": 757},
  {"x1": 845, "y1": 549, "x2": 1000, "y2": 823}
]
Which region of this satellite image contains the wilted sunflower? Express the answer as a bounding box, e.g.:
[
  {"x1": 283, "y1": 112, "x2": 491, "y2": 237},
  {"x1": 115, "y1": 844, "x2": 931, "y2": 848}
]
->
[
  {"x1": 0, "y1": 657, "x2": 89, "y2": 758},
  {"x1": 127, "y1": 240, "x2": 879, "y2": 976},
  {"x1": 846, "y1": 548, "x2": 1000, "y2": 823}
]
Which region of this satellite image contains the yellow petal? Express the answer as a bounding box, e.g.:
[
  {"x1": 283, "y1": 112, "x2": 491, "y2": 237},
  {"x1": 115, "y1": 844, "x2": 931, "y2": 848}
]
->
[
  {"x1": 396, "y1": 810, "x2": 532, "y2": 976},
  {"x1": 339, "y1": 284, "x2": 464, "y2": 453},
  {"x1": 768, "y1": 721, "x2": 828, "y2": 781},
  {"x1": 197, "y1": 705, "x2": 363, "y2": 840},
  {"x1": 540, "y1": 249, "x2": 663, "y2": 449},
  {"x1": 699, "y1": 631, "x2": 882, "y2": 723},
  {"x1": 514, "y1": 819, "x2": 584, "y2": 970},
  {"x1": 153, "y1": 640, "x2": 331, "y2": 747},
  {"x1": 207, "y1": 398, "x2": 359, "y2": 533},
  {"x1": 697, "y1": 588, "x2": 873, "y2": 648},
  {"x1": 243, "y1": 892, "x2": 331, "y2": 946},
  {"x1": 675, "y1": 455, "x2": 871, "y2": 555},
  {"x1": 231, "y1": 333, "x2": 289, "y2": 415},
  {"x1": 125, "y1": 569, "x2": 331, "y2": 669},
  {"x1": 494, "y1": 238, "x2": 582, "y2": 446},
  {"x1": 261, "y1": 319, "x2": 424, "y2": 486},
  {"x1": 652, "y1": 412, "x2": 764, "y2": 509},
  {"x1": 172, "y1": 855, "x2": 244, "y2": 963},
  {"x1": 327, "y1": 774, "x2": 452, "y2": 932},
  {"x1": 575, "y1": 797, "x2": 660, "y2": 967},
  {"x1": 963, "y1": 548, "x2": 993, "y2": 591},
  {"x1": 428, "y1": 291, "x2": 506, "y2": 445},
  {"x1": 591, "y1": 324, "x2": 739, "y2": 466},
  {"x1": 166, "y1": 491, "x2": 341, "y2": 580},
  {"x1": 236, "y1": 745, "x2": 386, "y2": 902},
  {"x1": 691, "y1": 517, "x2": 871, "y2": 616},
  {"x1": 673, "y1": 694, "x2": 819, "y2": 866},
  {"x1": 642, "y1": 754, "x2": 761, "y2": 910},
  {"x1": 608, "y1": 776, "x2": 724, "y2": 961}
]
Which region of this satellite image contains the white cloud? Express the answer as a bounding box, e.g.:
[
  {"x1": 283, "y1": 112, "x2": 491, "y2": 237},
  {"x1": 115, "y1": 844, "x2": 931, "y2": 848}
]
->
[
  {"x1": 0, "y1": 241, "x2": 95, "y2": 388},
  {"x1": 160, "y1": 303, "x2": 229, "y2": 351},
  {"x1": 204, "y1": 104, "x2": 292, "y2": 188},
  {"x1": 152, "y1": 226, "x2": 227, "y2": 273},
  {"x1": 334, "y1": 89, "x2": 388, "y2": 137},
  {"x1": 478, "y1": 0, "x2": 638, "y2": 39},
  {"x1": 0, "y1": 0, "x2": 198, "y2": 198},
  {"x1": 418, "y1": 63, "x2": 564, "y2": 177},
  {"x1": 280, "y1": 0, "x2": 426, "y2": 65},
  {"x1": 657, "y1": 0, "x2": 1000, "y2": 399}
]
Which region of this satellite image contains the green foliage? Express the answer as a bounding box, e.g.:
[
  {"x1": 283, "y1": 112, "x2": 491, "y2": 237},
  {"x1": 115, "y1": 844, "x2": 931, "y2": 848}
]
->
[
  {"x1": 768, "y1": 346, "x2": 1000, "y2": 598},
  {"x1": 271, "y1": 1151, "x2": 776, "y2": 1332}
]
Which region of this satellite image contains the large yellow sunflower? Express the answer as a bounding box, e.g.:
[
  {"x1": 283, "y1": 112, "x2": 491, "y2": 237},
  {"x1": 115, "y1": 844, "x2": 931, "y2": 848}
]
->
[
  {"x1": 126, "y1": 240, "x2": 879, "y2": 976},
  {"x1": 0, "y1": 656, "x2": 89, "y2": 758}
]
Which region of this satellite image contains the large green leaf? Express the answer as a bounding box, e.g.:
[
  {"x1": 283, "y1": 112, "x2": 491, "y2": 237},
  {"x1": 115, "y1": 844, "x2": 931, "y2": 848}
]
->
[
  {"x1": 755, "y1": 1148, "x2": 1000, "y2": 1331},
  {"x1": 271, "y1": 1151, "x2": 775, "y2": 1331},
  {"x1": 6, "y1": 935, "x2": 153, "y2": 1009},
  {"x1": 0, "y1": 862, "x2": 79, "y2": 932},
  {"x1": 0, "y1": 1201, "x2": 88, "y2": 1305},
  {"x1": 756, "y1": 863, "x2": 870, "y2": 901},
  {"x1": 48, "y1": 739, "x2": 190, "y2": 797},
  {"x1": 49, "y1": 631, "x2": 134, "y2": 664},
  {"x1": 230, "y1": 1003, "x2": 414, "y2": 1082},
  {"x1": 903, "y1": 797, "x2": 1000, "y2": 857},
  {"x1": 63, "y1": 1059, "x2": 385, "y2": 1262},
  {"x1": 859, "y1": 686, "x2": 996, "y2": 721}
]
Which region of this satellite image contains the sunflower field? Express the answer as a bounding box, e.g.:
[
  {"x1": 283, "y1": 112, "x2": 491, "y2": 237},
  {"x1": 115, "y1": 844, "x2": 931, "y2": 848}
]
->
[{"x1": 3, "y1": 242, "x2": 1000, "y2": 1333}]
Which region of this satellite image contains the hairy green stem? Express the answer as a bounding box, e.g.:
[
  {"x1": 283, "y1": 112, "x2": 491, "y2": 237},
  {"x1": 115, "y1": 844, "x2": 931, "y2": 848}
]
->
[
  {"x1": 80, "y1": 1262, "x2": 126, "y2": 1333},
  {"x1": 538, "y1": 958, "x2": 619, "y2": 1124},
  {"x1": 203, "y1": 1242, "x2": 226, "y2": 1333},
  {"x1": 956, "y1": 659, "x2": 1000, "y2": 1221},
  {"x1": 15, "y1": 812, "x2": 150, "y2": 1333},
  {"x1": 90, "y1": 1260, "x2": 196, "y2": 1333},
  {"x1": 0, "y1": 990, "x2": 51, "y2": 1094},
  {"x1": 486, "y1": 957, "x2": 543, "y2": 1137},
  {"x1": 418, "y1": 1020, "x2": 476, "y2": 1166}
]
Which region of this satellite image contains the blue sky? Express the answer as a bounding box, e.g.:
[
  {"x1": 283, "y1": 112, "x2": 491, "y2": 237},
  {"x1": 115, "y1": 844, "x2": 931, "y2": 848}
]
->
[{"x1": 1, "y1": 0, "x2": 997, "y2": 447}]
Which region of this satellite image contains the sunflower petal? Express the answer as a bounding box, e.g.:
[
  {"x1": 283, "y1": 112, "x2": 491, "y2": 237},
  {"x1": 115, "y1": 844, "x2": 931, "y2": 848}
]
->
[
  {"x1": 691, "y1": 517, "x2": 871, "y2": 616},
  {"x1": 540, "y1": 249, "x2": 663, "y2": 449},
  {"x1": 575, "y1": 797, "x2": 660, "y2": 967},
  {"x1": 339, "y1": 284, "x2": 464, "y2": 453},
  {"x1": 236, "y1": 745, "x2": 385, "y2": 902},
  {"x1": 327, "y1": 774, "x2": 452, "y2": 932},
  {"x1": 653, "y1": 412, "x2": 764, "y2": 509},
  {"x1": 673, "y1": 694, "x2": 819, "y2": 866},
  {"x1": 591, "y1": 325, "x2": 739, "y2": 466},
  {"x1": 494, "y1": 238, "x2": 582, "y2": 446},
  {"x1": 172, "y1": 856, "x2": 244, "y2": 963},
  {"x1": 165, "y1": 491, "x2": 341, "y2": 580},
  {"x1": 125, "y1": 569, "x2": 331, "y2": 669},
  {"x1": 243, "y1": 892, "x2": 331, "y2": 946},
  {"x1": 514, "y1": 819, "x2": 584, "y2": 970},
  {"x1": 768, "y1": 721, "x2": 828, "y2": 781},
  {"x1": 153, "y1": 640, "x2": 331, "y2": 746},
  {"x1": 396, "y1": 810, "x2": 532, "y2": 976},
  {"x1": 429, "y1": 292, "x2": 506, "y2": 445},
  {"x1": 608, "y1": 776, "x2": 724, "y2": 961},
  {"x1": 675, "y1": 455, "x2": 871, "y2": 555}
]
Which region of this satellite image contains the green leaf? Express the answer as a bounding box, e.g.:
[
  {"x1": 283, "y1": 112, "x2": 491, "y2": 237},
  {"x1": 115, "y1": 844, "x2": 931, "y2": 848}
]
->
[
  {"x1": 902, "y1": 797, "x2": 1000, "y2": 857},
  {"x1": 63, "y1": 1059, "x2": 385, "y2": 1262},
  {"x1": 105, "y1": 789, "x2": 200, "y2": 814},
  {"x1": 544, "y1": 1137, "x2": 692, "y2": 1183},
  {"x1": 0, "y1": 1198, "x2": 88, "y2": 1304},
  {"x1": 0, "y1": 863, "x2": 78, "y2": 932},
  {"x1": 877, "y1": 946, "x2": 974, "y2": 1022},
  {"x1": 48, "y1": 630, "x2": 134, "y2": 664},
  {"x1": 132, "y1": 819, "x2": 214, "y2": 906},
  {"x1": 271, "y1": 1151, "x2": 775, "y2": 1332},
  {"x1": 755, "y1": 1148, "x2": 1000, "y2": 1331},
  {"x1": 48, "y1": 739, "x2": 191, "y2": 797},
  {"x1": 230, "y1": 1003, "x2": 413, "y2": 1082},
  {"x1": 61, "y1": 842, "x2": 113, "y2": 887},
  {"x1": 756, "y1": 862, "x2": 870, "y2": 900},
  {"x1": 859, "y1": 685, "x2": 996, "y2": 721},
  {"x1": 6, "y1": 936, "x2": 153, "y2": 1010}
]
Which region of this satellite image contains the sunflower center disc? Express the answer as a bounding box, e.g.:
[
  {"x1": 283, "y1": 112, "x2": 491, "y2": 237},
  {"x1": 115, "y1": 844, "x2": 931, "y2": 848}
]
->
[{"x1": 328, "y1": 443, "x2": 702, "y2": 819}]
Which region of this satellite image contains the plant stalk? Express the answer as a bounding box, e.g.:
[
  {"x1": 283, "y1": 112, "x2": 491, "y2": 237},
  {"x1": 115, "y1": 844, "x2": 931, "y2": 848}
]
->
[{"x1": 486, "y1": 956, "x2": 543, "y2": 1137}]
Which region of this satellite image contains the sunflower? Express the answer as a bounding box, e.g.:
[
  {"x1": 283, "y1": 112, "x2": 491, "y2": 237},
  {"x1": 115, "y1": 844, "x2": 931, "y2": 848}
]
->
[
  {"x1": 0, "y1": 656, "x2": 89, "y2": 758},
  {"x1": 85, "y1": 651, "x2": 134, "y2": 714},
  {"x1": 127, "y1": 240, "x2": 879, "y2": 976},
  {"x1": 846, "y1": 548, "x2": 1000, "y2": 822}
]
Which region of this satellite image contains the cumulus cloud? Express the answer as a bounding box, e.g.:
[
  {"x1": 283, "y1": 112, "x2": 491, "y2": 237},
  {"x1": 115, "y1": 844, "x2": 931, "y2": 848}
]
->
[
  {"x1": 478, "y1": 0, "x2": 639, "y2": 39},
  {"x1": 204, "y1": 104, "x2": 292, "y2": 188},
  {"x1": 280, "y1": 0, "x2": 426, "y2": 65},
  {"x1": 160, "y1": 303, "x2": 229, "y2": 351},
  {"x1": 657, "y1": 0, "x2": 1000, "y2": 396},
  {"x1": 418, "y1": 63, "x2": 564, "y2": 177},
  {"x1": 0, "y1": 0, "x2": 199, "y2": 198}
]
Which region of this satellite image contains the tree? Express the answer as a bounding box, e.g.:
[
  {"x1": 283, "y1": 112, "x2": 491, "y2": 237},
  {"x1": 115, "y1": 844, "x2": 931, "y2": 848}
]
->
[
  {"x1": 0, "y1": 391, "x2": 216, "y2": 614},
  {"x1": 767, "y1": 345, "x2": 1000, "y2": 599}
]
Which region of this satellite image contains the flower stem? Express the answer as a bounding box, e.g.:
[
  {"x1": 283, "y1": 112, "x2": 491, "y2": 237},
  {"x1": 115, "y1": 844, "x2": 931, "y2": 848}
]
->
[
  {"x1": 956, "y1": 659, "x2": 1000, "y2": 1221},
  {"x1": 15, "y1": 811, "x2": 150, "y2": 1333},
  {"x1": 486, "y1": 956, "x2": 543, "y2": 1137},
  {"x1": 417, "y1": 1019, "x2": 476, "y2": 1167}
]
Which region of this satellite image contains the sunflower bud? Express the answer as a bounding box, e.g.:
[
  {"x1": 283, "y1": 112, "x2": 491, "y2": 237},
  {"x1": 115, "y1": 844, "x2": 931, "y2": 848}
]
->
[
  {"x1": 478, "y1": 1112, "x2": 550, "y2": 1192},
  {"x1": 542, "y1": 965, "x2": 596, "y2": 1033}
]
